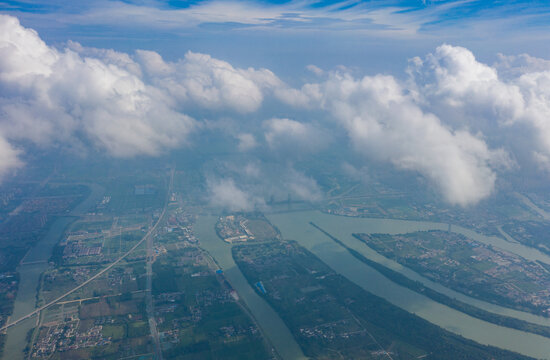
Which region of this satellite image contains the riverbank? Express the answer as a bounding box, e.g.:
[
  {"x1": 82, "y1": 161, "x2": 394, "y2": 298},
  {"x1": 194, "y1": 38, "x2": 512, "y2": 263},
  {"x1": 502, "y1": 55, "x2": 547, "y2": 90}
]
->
[
  {"x1": 267, "y1": 210, "x2": 550, "y2": 359},
  {"x1": 2, "y1": 184, "x2": 104, "y2": 360},
  {"x1": 194, "y1": 215, "x2": 307, "y2": 360}
]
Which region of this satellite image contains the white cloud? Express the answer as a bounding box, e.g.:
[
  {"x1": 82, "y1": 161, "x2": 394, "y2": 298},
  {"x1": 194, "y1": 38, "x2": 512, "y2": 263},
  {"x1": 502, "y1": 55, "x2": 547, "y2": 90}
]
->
[
  {"x1": 68, "y1": 40, "x2": 142, "y2": 77},
  {"x1": 236, "y1": 133, "x2": 258, "y2": 152},
  {"x1": 0, "y1": 15, "x2": 58, "y2": 81},
  {"x1": 495, "y1": 53, "x2": 550, "y2": 79},
  {"x1": 279, "y1": 65, "x2": 510, "y2": 206},
  {"x1": 306, "y1": 64, "x2": 324, "y2": 76},
  {"x1": 0, "y1": 14, "x2": 290, "y2": 181},
  {"x1": 0, "y1": 15, "x2": 196, "y2": 159},
  {"x1": 207, "y1": 178, "x2": 265, "y2": 212},
  {"x1": 263, "y1": 117, "x2": 327, "y2": 153},
  {"x1": 517, "y1": 70, "x2": 550, "y2": 171},
  {"x1": 134, "y1": 49, "x2": 172, "y2": 77},
  {"x1": 0, "y1": 14, "x2": 289, "y2": 167},
  {"x1": 137, "y1": 50, "x2": 282, "y2": 114},
  {"x1": 274, "y1": 83, "x2": 322, "y2": 109},
  {"x1": 56, "y1": 0, "x2": 426, "y2": 37},
  {"x1": 409, "y1": 45, "x2": 550, "y2": 173},
  {"x1": 243, "y1": 162, "x2": 261, "y2": 178},
  {"x1": 264, "y1": 118, "x2": 307, "y2": 147},
  {"x1": 285, "y1": 169, "x2": 322, "y2": 202},
  {"x1": 6, "y1": 13, "x2": 550, "y2": 206},
  {"x1": 341, "y1": 162, "x2": 370, "y2": 183},
  {"x1": 0, "y1": 134, "x2": 22, "y2": 180},
  {"x1": 408, "y1": 44, "x2": 525, "y2": 127}
]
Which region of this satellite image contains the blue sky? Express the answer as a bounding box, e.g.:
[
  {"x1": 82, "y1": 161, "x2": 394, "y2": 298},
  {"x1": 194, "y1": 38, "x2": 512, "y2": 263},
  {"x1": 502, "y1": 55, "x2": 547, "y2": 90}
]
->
[{"x1": 2, "y1": 0, "x2": 550, "y2": 78}]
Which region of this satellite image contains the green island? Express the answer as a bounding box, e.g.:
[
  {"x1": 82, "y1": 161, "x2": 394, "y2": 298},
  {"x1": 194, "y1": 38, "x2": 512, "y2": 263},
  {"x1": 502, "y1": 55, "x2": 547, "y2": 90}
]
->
[
  {"x1": 310, "y1": 222, "x2": 550, "y2": 338},
  {"x1": 355, "y1": 229, "x2": 550, "y2": 316},
  {"x1": 232, "y1": 239, "x2": 532, "y2": 359}
]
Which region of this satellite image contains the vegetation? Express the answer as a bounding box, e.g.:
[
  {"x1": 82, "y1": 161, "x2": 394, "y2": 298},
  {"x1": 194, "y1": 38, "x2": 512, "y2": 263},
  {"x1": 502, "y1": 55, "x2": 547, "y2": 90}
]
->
[
  {"x1": 233, "y1": 240, "x2": 534, "y2": 359},
  {"x1": 356, "y1": 229, "x2": 549, "y2": 315},
  {"x1": 312, "y1": 222, "x2": 550, "y2": 338},
  {"x1": 151, "y1": 244, "x2": 271, "y2": 360}
]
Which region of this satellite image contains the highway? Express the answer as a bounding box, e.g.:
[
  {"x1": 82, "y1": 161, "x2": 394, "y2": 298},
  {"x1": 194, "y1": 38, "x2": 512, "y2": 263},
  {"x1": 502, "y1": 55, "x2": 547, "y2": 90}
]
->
[
  {"x1": 146, "y1": 171, "x2": 172, "y2": 360},
  {"x1": 0, "y1": 169, "x2": 175, "y2": 334}
]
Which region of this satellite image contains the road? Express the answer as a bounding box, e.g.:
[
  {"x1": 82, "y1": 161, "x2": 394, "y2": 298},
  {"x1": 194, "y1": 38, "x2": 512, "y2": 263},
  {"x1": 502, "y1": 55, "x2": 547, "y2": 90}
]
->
[
  {"x1": 146, "y1": 170, "x2": 173, "y2": 360},
  {"x1": 0, "y1": 169, "x2": 175, "y2": 334}
]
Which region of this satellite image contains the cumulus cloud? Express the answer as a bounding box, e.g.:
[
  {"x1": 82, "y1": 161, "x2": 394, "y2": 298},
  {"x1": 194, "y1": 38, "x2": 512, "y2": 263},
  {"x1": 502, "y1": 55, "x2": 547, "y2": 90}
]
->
[
  {"x1": 341, "y1": 162, "x2": 370, "y2": 183},
  {"x1": 306, "y1": 64, "x2": 324, "y2": 76},
  {"x1": 272, "y1": 44, "x2": 550, "y2": 205},
  {"x1": 243, "y1": 162, "x2": 261, "y2": 178},
  {"x1": 495, "y1": 53, "x2": 550, "y2": 79},
  {"x1": 517, "y1": 70, "x2": 550, "y2": 171},
  {"x1": 273, "y1": 83, "x2": 322, "y2": 108},
  {"x1": 284, "y1": 169, "x2": 323, "y2": 202},
  {"x1": 207, "y1": 178, "x2": 265, "y2": 212},
  {"x1": 67, "y1": 40, "x2": 142, "y2": 77},
  {"x1": 0, "y1": 14, "x2": 286, "y2": 180},
  {"x1": 279, "y1": 64, "x2": 510, "y2": 206},
  {"x1": 205, "y1": 160, "x2": 322, "y2": 208},
  {"x1": 0, "y1": 14, "x2": 196, "y2": 160},
  {"x1": 408, "y1": 45, "x2": 550, "y2": 173},
  {"x1": 408, "y1": 44, "x2": 524, "y2": 128},
  {"x1": 136, "y1": 50, "x2": 282, "y2": 113},
  {"x1": 236, "y1": 133, "x2": 258, "y2": 152},
  {"x1": 0, "y1": 134, "x2": 22, "y2": 180},
  {"x1": 263, "y1": 117, "x2": 327, "y2": 153},
  {"x1": 6, "y1": 12, "x2": 550, "y2": 206}
]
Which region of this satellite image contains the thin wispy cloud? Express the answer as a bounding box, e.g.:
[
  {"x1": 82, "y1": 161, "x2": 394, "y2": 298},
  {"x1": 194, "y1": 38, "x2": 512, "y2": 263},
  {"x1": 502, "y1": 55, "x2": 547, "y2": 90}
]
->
[
  {"x1": 0, "y1": 0, "x2": 448, "y2": 37},
  {"x1": 4, "y1": 0, "x2": 550, "y2": 40}
]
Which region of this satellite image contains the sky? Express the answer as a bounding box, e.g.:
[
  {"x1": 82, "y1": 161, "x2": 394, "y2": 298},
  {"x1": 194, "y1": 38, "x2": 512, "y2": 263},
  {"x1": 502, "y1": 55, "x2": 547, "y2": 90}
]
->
[
  {"x1": 3, "y1": 0, "x2": 550, "y2": 74},
  {"x1": 2, "y1": 0, "x2": 550, "y2": 209}
]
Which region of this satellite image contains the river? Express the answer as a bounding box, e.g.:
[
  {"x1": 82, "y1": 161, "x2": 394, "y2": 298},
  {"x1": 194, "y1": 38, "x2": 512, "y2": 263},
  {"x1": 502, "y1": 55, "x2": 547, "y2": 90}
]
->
[
  {"x1": 267, "y1": 210, "x2": 550, "y2": 360},
  {"x1": 194, "y1": 216, "x2": 307, "y2": 360},
  {"x1": 2, "y1": 183, "x2": 105, "y2": 360},
  {"x1": 296, "y1": 212, "x2": 550, "y2": 328}
]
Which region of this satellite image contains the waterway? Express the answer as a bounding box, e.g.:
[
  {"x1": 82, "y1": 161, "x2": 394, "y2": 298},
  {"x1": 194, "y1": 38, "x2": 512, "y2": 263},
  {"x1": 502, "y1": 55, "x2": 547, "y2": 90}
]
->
[
  {"x1": 2, "y1": 184, "x2": 105, "y2": 360},
  {"x1": 194, "y1": 216, "x2": 307, "y2": 360},
  {"x1": 267, "y1": 210, "x2": 550, "y2": 360},
  {"x1": 299, "y1": 213, "x2": 550, "y2": 328}
]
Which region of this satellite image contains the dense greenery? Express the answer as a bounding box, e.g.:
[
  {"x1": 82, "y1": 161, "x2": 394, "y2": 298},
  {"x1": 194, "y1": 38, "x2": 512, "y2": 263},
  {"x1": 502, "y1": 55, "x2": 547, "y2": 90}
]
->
[
  {"x1": 152, "y1": 244, "x2": 271, "y2": 360},
  {"x1": 357, "y1": 229, "x2": 547, "y2": 315},
  {"x1": 234, "y1": 240, "x2": 534, "y2": 360},
  {"x1": 312, "y1": 221, "x2": 550, "y2": 338},
  {"x1": 337, "y1": 234, "x2": 550, "y2": 338}
]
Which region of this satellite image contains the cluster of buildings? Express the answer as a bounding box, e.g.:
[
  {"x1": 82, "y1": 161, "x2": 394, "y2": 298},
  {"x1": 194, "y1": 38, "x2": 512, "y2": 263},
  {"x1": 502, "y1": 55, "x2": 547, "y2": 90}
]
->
[
  {"x1": 299, "y1": 320, "x2": 366, "y2": 340},
  {"x1": 163, "y1": 209, "x2": 197, "y2": 244},
  {"x1": 32, "y1": 321, "x2": 110, "y2": 358},
  {"x1": 63, "y1": 241, "x2": 102, "y2": 258},
  {"x1": 372, "y1": 231, "x2": 550, "y2": 312},
  {"x1": 470, "y1": 242, "x2": 550, "y2": 311},
  {"x1": 219, "y1": 325, "x2": 259, "y2": 340},
  {"x1": 216, "y1": 215, "x2": 255, "y2": 243}
]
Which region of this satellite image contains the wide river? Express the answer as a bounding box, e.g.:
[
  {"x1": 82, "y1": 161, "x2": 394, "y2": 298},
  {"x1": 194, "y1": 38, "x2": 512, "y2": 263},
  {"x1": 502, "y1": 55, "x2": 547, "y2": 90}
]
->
[
  {"x1": 2, "y1": 184, "x2": 104, "y2": 360},
  {"x1": 195, "y1": 216, "x2": 307, "y2": 360},
  {"x1": 267, "y1": 210, "x2": 550, "y2": 360},
  {"x1": 7, "y1": 202, "x2": 549, "y2": 359}
]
